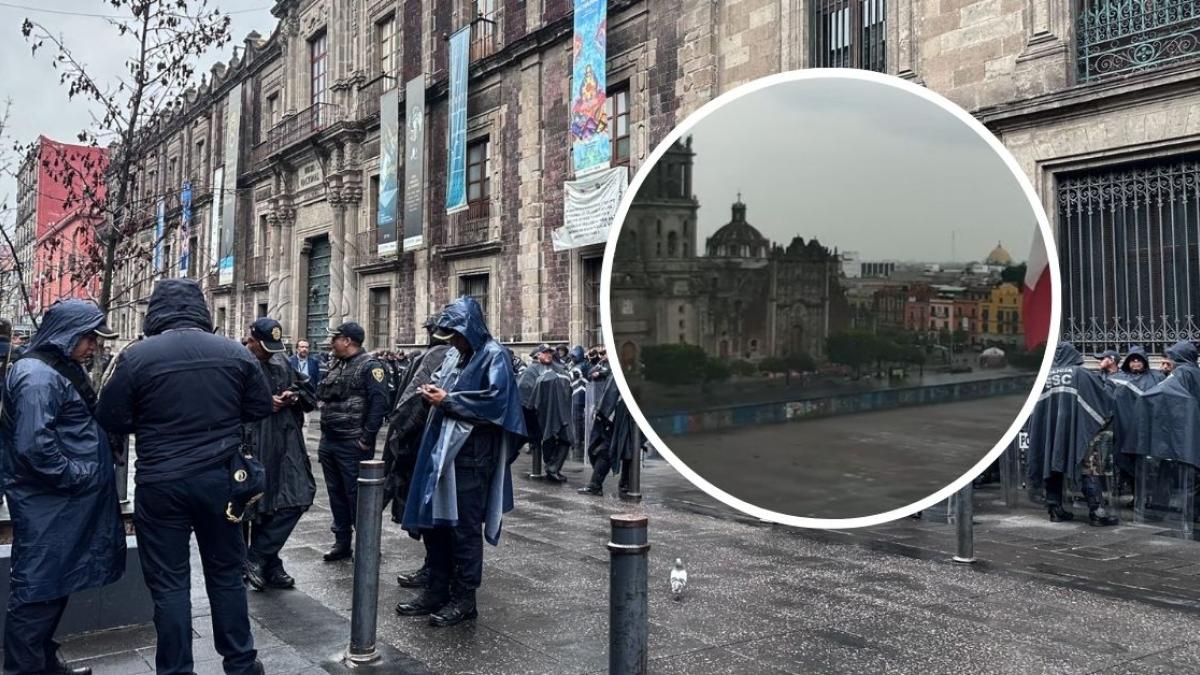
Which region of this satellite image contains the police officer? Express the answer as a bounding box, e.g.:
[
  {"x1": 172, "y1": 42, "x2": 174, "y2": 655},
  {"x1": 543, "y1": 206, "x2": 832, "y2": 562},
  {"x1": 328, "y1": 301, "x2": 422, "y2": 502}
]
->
[
  {"x1": 96, "y1": 279, "x2": 271, "y2": 675},
  {"x1": 317, "y1": 322, "x2": 388, "y2": 561}
]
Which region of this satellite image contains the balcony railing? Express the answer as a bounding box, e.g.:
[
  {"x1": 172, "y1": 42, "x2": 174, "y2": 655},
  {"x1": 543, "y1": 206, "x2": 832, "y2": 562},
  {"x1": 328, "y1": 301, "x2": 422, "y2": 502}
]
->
[
  {"x1": 245, "y1": 255, "x2": 267, "y2": 285},
  {"x1": 253, "y1": 102, "x2": 342, "y2": 164},
  {"x1": 448, "y1": 200, "x2": 491, "y2": 247},
  {"x1": 1077, "y1": 0, "x2": 1200, "y2": 81},
  {"x1": 357, "y1": 76, "x2": 395, "y2": 122}
]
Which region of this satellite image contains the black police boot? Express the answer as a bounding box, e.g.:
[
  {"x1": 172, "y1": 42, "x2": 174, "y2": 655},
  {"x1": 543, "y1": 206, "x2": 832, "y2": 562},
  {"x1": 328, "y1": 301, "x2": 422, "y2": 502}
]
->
[
  {"x1": 49, "y1": 651, "x2": 92, "y2": 675},
  {"x1": 577, "y1": 484, "x2": 602, "y2": 496},
  {"x1": 243, "y1": 557, "x2": 267, "y2": 592},
  {"x1": 397, "y1": 567, "x2": 431, "y2": 589},
  {"x1": 429, "y1": 594, "x2": 478, "y2": 627},
  {"x1": 1089, "y1": 510, "x2": 1119, "y2": 527},
  {"x1": 265, "y1": 565, "x2": 296, "y2": 589},
  {"x1": 323, "y1": 541, "x2": 353, "y2": 562},
  {"x1": 396, "y1": 590, "x2": 449, "y2": 617},
  {"x1": 1048, "y1": 505, "x2": 1075, "y2": 522}
]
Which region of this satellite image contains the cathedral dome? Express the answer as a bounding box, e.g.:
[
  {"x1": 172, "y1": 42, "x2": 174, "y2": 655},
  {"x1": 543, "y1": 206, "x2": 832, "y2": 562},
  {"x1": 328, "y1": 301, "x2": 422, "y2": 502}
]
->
[
  {"x1": 985, "y1": 241, "x2": 1012, "y2": 266},
  {"x1": 707, "y1": 196, "x2": 769, "y2": 258}
]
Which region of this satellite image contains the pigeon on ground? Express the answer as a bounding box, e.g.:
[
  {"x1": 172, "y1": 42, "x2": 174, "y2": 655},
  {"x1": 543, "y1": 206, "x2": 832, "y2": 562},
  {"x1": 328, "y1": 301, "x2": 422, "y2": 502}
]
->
[{"x1": 670, "y1": 558, "x2": 687, "y2": 601}]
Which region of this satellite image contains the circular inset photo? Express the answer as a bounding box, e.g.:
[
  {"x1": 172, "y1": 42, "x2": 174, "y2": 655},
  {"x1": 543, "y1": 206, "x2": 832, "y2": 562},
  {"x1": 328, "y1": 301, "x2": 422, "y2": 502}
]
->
[{"x1": 602, "y1": 70, "x2": 1059, "y2": 527}]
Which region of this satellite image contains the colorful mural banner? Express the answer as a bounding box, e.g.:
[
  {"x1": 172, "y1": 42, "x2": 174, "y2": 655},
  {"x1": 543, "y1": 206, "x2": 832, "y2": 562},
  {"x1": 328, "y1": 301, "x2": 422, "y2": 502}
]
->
[
  {"x1": 154, "y1": 197, "x2": 165, "y2": 274},
  {"x1": 209, "y1": 166, "x2": 223, "y2": 274},
  {"x1": 179, "y1": 180, "x2": 192, "y2": 275},
  {"x1": 445, "y1": 26, "x2": 470, "y2": 214},
  {"x1": 570, "y1": 0, "x2": 610, "y2": 176},
  {"x1": 377, "y1": 87, "x2": 400, "y2": 256},
  {"x1": 554, "y1": 166, "x2": 627, "y2": 251},
  {"x1": 219, "y1": 83, "x2": 242, "y2": 286},
  {"x1": 403, "y1": 76, "x2": 425, "y2": 250}
]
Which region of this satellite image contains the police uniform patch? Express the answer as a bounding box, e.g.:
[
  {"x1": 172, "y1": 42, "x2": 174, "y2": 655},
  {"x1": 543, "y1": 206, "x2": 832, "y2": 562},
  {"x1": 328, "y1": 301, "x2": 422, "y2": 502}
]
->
[
  {"x1": 271, "y1": 326, "x2": 282, "y2": 341},
  {"x1": 234, "y1": 469, "x2": 248, "y2": 482},
  {"x1": 372, "y1": 367, "x2": 386, "y2": 383}
]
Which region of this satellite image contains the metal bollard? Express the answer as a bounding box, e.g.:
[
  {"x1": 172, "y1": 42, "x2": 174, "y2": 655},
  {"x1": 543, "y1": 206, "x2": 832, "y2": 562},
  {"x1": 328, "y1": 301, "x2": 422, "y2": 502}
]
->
[
  {"x1": 608, "y1": 514, "x2": 649, "y2": 675},
  {"x1": 529, "y1": 441, "x2": 544, "y2": 479},
  {"x1": 952, "y1": 482, "x2": 976, "y2": 564},
  {"x1": 345, "y1": 460, "x2": 386, "y2": 665},
  {"x1": 623, "y1": 431, "x2": 643, "y2": 501}
]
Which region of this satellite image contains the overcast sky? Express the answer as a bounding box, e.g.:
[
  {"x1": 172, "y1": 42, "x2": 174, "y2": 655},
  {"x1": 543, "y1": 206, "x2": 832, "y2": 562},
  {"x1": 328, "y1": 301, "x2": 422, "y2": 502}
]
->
[
  {"x1": 0, "y1": 1, "x2": 277, "y2": 219},
  {"x1": 689, "y1": 78, "x2": 1036, "y2": 264}
]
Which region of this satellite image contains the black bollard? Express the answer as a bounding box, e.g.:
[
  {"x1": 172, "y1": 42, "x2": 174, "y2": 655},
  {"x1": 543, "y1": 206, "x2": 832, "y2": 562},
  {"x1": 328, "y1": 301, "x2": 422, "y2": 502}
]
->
[
  {"x1": 529, "y1": 440, "x2": 544, "y2": 479},
  {"x1": 608, "y1": 514, "x2": 649, "y2": 674},
  {"x1": 952, "y1": 482, "x2": 976, "y2": 564},
  {"x1": 345, "y1": 460, "x2": 386, "y2": 665}
]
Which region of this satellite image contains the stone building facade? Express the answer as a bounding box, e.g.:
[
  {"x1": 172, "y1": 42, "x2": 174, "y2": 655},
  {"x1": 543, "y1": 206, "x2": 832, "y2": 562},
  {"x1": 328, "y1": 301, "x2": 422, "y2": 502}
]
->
[
  {"x1": 105, "y1": 0, "x2": 1198, "y2": 354},
  {"x1": 610, "y1": 139, "x2": 848, "y2": 368}
]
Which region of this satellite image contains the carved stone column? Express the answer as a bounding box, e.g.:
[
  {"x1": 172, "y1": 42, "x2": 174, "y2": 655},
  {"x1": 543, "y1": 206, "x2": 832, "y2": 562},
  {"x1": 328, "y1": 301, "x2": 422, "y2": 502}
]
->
[
  {"x1": 277, "y1": 206, "x2": 296, "y2": 334},
  {"x1": 327, "y1": 187, "x2": 346, "y2": 333},
  {"x1": 266, "y1": 210, "x2": 281, "y2": 315},
  {"x1": 340, "y1": 184, "x2": 362, "y2": 324}
]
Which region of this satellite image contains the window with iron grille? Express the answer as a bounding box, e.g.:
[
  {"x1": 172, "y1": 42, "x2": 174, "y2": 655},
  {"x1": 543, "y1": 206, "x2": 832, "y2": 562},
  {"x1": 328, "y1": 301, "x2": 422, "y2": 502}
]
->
[
  {"x1": 1059, "y1": 157, "x2": 1200, "y2": 355},
  {"x1": 471, "y1": 0, "x2": 497, "y2": 60},
  {"x1": 1076, "y1": 0, "x2": 1200, "y2": 82},
  {"x1": 369, "y1": 287, "x2": 391, "y2": 349},
  {"x1": 810, "y1": 0, "x2": 887, "y2": 71},
  {"x1": 376, "y1": 15, "x2": 396, "y2": 78},
  {"x1": 606, "y1": 83, "x2": 631, "y2": 166},
  {"x1": 584, "y1": 256, "x2": 602, "y2": 347},
  {"x1": 310, "y1": 31, "x2": 328, "y2": 107},
  {"x1": 460, "y1": 273, "x2": 490, "y2": 322}
]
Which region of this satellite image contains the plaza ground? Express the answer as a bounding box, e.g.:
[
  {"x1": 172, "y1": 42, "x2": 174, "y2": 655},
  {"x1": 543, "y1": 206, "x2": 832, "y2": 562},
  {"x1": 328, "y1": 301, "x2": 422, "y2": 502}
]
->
[
  {"x1": 57, "y1": 429, "x2": 1200, "y2": 674},
  {"x1": 665, "y1": 394, "x2": 1027, "y2": 519}
]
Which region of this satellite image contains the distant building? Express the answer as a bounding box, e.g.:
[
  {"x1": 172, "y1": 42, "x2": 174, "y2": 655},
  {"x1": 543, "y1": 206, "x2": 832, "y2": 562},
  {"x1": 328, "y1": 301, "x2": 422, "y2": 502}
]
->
[
  {"x1": 861, "y1": 261, "x2": 897, "y2": 278},
  {"x1": 611, "y1": 139, "x2": 850, "y2": 371},
  {"x1": 841, "y1": 251, "x2": 862, "y2": 279},
  {"x1": 980, "y1": 282, "x2": 1024, "y2": 345}
]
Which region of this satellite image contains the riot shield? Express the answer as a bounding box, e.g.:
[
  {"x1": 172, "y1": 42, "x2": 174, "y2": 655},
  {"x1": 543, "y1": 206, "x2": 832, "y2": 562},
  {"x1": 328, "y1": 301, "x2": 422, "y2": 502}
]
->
[
  {"x1": 584, "y1": 378, "x2": 598, "y2": 457},
  {"x1": 1135, "y1": 457, "x2": 1196, "y2": 538}
]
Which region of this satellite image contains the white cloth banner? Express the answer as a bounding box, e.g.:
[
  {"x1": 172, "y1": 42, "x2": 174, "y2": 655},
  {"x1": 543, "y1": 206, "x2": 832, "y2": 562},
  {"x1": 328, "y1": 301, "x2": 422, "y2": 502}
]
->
[{"x1": 553, "y1": 166, "x2": 628, "y2": 251}]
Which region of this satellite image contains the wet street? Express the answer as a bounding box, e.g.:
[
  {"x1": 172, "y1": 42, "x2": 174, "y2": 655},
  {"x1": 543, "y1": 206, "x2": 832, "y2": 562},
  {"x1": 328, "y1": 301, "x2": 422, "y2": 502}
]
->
[
  {"x1": 664, "y1": 395, "x2": 1027, "y2": 519},
  {"x1": 57, "y1": 428, "x2": 1200, "y2": 675}
]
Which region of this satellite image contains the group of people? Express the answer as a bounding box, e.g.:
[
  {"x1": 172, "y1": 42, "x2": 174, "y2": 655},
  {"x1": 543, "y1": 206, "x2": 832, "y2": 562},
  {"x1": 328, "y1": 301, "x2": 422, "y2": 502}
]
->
[
  {"x1": 1025, "y1": 339, "x2": 1200, "y2": 526},
  {"x1": 0, "y1": 279, "x2": 641, "y2": 674}
]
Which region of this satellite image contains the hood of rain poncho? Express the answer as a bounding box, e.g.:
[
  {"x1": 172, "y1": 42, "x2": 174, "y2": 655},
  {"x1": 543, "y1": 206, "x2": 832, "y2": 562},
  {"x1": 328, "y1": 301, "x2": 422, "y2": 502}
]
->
[
  {"x1": 401, "y1": 297, "x2": 527, "y2": 545},
  {"x1": 1024, "y1": 342, "x2": 1112, "y2": 484},
  {"x1": 143, "y1": 279, "x2": 213, "y2": 336},
  {"x1": 28, "y1": 299, "x2": 108, "y2": 360},
  {"x1": 1133, "y1": 341, "x2": 1200, "y2": 469},
  {"x1": 1109, "y1": 345, "x2": 1166, "y2": 463}
]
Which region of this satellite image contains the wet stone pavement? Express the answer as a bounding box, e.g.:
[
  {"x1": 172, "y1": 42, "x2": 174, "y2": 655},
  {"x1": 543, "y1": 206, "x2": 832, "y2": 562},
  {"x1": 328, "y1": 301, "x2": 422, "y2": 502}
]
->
[{"x1": 59, "y1": 432, "x2": 1200, "y2": 674}]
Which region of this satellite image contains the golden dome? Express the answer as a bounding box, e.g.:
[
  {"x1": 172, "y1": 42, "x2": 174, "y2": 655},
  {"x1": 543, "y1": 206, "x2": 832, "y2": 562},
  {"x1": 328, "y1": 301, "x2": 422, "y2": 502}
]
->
[{"x1": 985, "y1": 241, "x2": 1012, "y2": 266}]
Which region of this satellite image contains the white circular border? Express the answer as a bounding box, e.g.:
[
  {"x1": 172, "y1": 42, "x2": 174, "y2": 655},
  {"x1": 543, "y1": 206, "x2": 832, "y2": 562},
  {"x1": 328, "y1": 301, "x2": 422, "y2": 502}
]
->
[{"x1": 600, "y1": 68, "x2": 1062, "y2": 529}]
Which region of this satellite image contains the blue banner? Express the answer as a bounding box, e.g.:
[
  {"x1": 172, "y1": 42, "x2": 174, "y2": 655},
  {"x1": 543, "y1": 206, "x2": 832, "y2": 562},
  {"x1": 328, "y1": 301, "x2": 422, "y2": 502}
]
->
[
  {"x1": 570, "y1": 0, "x2": 610, "y2": 176},
  {"x1": 445, "y1": 26, "x2": 470, "y2": 214},
  {"x1": 179, "y1": 181, "x2": 192, "y2": 275},
  {"x1": 377, "y1": 87, "x2": 400, "y2": 255},
  {"x1": 154, "y1": 197, "x2": 165, "y2": 274}
]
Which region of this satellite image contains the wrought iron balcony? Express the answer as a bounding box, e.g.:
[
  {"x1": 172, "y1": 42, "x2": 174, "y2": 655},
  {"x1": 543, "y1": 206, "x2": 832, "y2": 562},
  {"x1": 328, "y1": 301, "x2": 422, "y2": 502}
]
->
[
  {"x1": 357, "y1": 76, "x2": 396, "y2": 122},
  {"x1": 253, "y1": 102, "x2": 342, "y2": 164},
  {"x1": 245, "y1": 255, "x2": 267, "y2": 285},
  {"x1": 1077, "y1": 0, "x2": 1200, "y2": 82},
  {"x1": 448, "y1": 200, "x2": 491, "y2": 247}
]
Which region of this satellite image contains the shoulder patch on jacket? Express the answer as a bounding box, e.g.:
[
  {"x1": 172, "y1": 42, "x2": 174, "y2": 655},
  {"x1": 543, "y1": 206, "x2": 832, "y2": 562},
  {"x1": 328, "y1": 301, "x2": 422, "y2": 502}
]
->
[{"x1": 372, "y1": 367, "x2": 386, "y2": 383}]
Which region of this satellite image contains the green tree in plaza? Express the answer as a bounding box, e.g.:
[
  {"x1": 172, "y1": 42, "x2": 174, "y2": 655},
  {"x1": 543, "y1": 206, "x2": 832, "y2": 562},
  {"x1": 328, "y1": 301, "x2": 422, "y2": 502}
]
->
[
  {"x1": 826, "y1": 331, "x2": 875, "y2": 378},
  {"x1": 641, "y1": 344, "x2": 709, "y2": 386},
  {"x1": 18, "y1": 0, "x2": 232, "y2": 373}
]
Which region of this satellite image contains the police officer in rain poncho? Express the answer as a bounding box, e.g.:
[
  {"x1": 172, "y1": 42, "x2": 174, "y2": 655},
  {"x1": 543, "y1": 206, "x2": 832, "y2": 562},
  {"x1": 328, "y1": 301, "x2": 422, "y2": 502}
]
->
[
  {"x1": 385, "y1": 315, "x2": 452, "y2": 591},
  {"x1": 1133, "y1": 341, "x2": 1200, "y2": 512},
  {"x1": 1, "y1": 300, "x2": 124, "y2": 675},
  {"x1": 529, "y1": 346, "x2": 576, "y2": 482},
  {"x1": 396, "y1": 297, "x2": 526, "y2": 628},
  {"x1": 578, "y1": 356, "x2": 640, "y2": 496},
  {"x1": 1026, "y1": 341, "x2": 1118, "y2": 525},
  {"x1": 516, "y1": 344, "x2": 564, "y2": 467},
  {"x1": 1106, "y1": 346, "x2": 1164, "y2": 492},
  {"x1": 241, "y1": 318, "x2": 318, "y2": 592}
]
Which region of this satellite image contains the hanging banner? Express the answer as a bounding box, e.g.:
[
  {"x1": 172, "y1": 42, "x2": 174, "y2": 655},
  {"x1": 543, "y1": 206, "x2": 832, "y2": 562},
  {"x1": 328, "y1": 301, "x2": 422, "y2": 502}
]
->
[
  {"x1": 209, "y1": 166, "x2": 223, "y2": 274},
  {"x1": 570, "y1": 0, "x2": 610, "y2": 176},
  {"x1": 403, "y1": 76, "x2": 425, "y2": 251},
  {"x1": 553, "y1": 166, "x2": 627, "y2": 251},
  {"x1": 154, "y1": 197, "x2": 165, "y2": 274},
  {"x1": 219, "y1": 84, "x2": 242, "y2": 286},
  {"x1": 445, "y1": 26, "x2": 470, "y2": 214},
  {"x1": 179, "y1": 180, "x2": 192, "y2": 276},
  {"x1": 377, "y1": 87, "x2": 400, "y2": 256}
]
